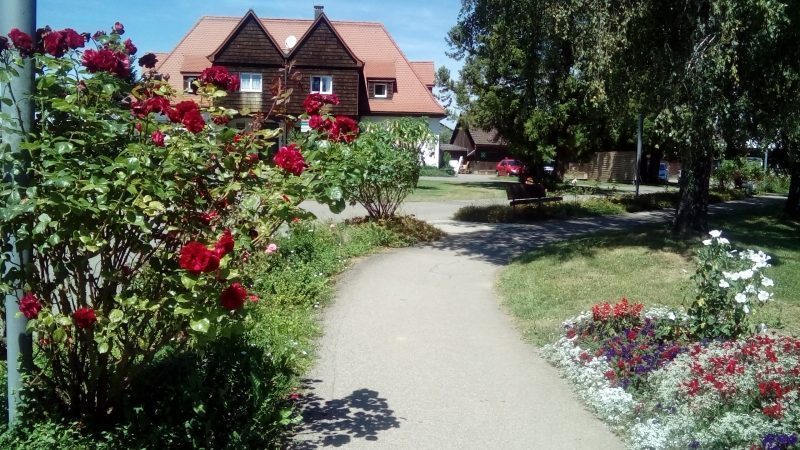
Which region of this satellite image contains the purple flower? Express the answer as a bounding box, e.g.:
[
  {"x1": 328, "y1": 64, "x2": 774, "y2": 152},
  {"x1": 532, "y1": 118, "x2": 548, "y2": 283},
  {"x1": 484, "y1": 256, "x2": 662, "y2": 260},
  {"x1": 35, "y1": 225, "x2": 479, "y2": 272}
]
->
[{"x1": 762, "y1": 433, "x2": 798, "y2": 450}]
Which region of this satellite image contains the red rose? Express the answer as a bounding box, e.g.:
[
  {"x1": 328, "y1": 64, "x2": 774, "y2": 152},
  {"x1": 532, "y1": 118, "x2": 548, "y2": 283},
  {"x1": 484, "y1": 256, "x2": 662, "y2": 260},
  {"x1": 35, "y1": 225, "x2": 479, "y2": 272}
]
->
[
  {"x1": 179, "y1": 241, "x2": 219, "y2": 274},
  {"x1": 303, "y1": 93, "x2": 325, "y2": 115},
  {"x1": 123, "y1": 38, "x2": 137, "y2": 55},
  {"x1": 233, "y1": 134, "x2": 243, "y2": 143},
  {"x1": 151, "y1": 130, "x2": 165, "y2": 147},
  {"x1": 113, "y1": 22, "x2": 125, "y2": 35},
  {"x1": 134, "y1": 122, "x2": 143, "y2": 132},
  {"x1": 212, "y1": 115, "x2": 230, "y2": 125},
  {"x1": 324, "y1": 94, "x2": 340, "y2": 105},
  {"x1": 273, "y1": 144, "x2": 307, "y2": 176},
  {"x1": 0, "y1": 36, "x2": 9, "y2": 53},
  {"x1": 92, "y1": 30, "x2": 106, "y2": 41},
  {"x1": 214, "y1": 229, "x2": 235, "y2": 257},
  {"x1": 19, "y1": 293, "x2": 43, "y2": 320},
  {"x1": 199, "y1": 210, "x2": 218, "y2": 225},
  {"x1": 246, "y1": 153, "x2": 259, "y2": 164},
  {"x1": 199, "y1": 66, "x2": 240, "y2": 92},
  {"x1": 182, "y1": 109, "x2": 206, "y2": 134},
  {"x1": 309, "y1": 114, "x2": 332, "y2": 131},
  {"x1": 73, "y1": 307, "x2": 97, "y2": 329},
  {"x1": 131, "y1": 96, "x2": 171, "y2": 118},
  {"x1": 220, "y1": 282, "x2": 248, "y2": 310},
  {"x1": 63, "y1": 28, "x2": 86, "y2": 49},
  {"x1": 43, "y1": 30, "x2": 68, "y2": 57},
  {"x1": 248, "y1": 294, "x2": 259, "y2": 304},
  {"x1": 138, "y1": 52, "x2": 158, "y2": 69},
  {"x1": 328, "y1": 116, "x2": 359, "y2": 143},
  {"x1": 82, "y1": 48, "x2": 130, "y2": 79},
  {"x1": 8, "y1": 28, "x2": 34, "y2": 56}
]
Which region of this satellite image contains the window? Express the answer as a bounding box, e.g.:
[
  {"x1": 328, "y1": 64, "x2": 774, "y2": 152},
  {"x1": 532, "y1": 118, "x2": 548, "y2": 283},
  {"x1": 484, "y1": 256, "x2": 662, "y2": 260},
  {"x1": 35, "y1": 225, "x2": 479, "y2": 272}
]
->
[
  {"x1": 183, "y1": 76, "x2": 198, "y2": 93},
  {"x1": 239, "y1": 73, "x2": 262, "y2": 92},
  {"x1": 373, "y1": 83, "x2": 388, "y2": 98},
  {"x1": 311, "y1": 75, "x2": 333, "y2": 94}
]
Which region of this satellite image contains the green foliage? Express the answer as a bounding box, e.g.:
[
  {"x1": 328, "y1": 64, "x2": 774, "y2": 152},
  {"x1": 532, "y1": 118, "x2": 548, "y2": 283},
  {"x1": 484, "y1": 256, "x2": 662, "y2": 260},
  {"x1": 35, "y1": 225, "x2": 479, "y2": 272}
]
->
[
  {"x1": 759, "y1": 172, "x2": 791, "y2": 194},
  {"x1": 420, "y1": 166, "x2": 455, "y2": 177},
  {"x1": 343, "y1": 118, "x2": 434, "y2": 219},
  {"x1": 714, "y1": 159, "x2": 766, "y2": 190}
]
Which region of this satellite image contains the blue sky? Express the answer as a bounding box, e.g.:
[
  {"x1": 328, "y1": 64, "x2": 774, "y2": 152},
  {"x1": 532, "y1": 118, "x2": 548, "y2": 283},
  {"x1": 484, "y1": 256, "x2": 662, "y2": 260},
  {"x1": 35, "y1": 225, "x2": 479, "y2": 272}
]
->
[{"x1": 37, "y1": 0, "x2": 464, "y2": 74}]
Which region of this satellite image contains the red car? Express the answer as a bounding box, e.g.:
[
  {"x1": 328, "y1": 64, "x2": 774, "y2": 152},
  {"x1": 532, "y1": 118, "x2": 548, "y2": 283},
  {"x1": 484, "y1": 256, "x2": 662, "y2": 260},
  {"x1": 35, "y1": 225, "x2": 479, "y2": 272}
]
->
[{"x1": 496, "y1": 158, "x2": 527, "y2": 177}]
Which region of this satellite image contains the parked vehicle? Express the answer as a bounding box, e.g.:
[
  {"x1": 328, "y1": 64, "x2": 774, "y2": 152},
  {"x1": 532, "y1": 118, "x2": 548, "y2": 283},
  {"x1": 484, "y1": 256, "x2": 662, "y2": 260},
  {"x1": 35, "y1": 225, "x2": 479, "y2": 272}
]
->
[
  {"x1": 658, "y1": 162, "x2": 669, "y2": 183},
  {"x1": 496, "y1": 158, "x2": 527, "y2": 177}
]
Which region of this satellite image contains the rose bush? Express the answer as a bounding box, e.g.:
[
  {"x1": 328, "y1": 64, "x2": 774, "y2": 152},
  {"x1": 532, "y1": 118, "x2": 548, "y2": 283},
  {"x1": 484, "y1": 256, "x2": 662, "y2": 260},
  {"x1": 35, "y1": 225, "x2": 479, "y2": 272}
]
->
[{"x1": 0, "y1": 24, "x2": 345, "y2": 425}]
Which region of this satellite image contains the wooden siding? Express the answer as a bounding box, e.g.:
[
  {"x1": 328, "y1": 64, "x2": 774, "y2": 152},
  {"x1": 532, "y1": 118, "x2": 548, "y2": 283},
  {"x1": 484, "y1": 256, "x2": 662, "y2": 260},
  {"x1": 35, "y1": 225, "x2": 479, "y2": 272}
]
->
[
  {"x1": 569, "y1": 151, "x2": 636, "y2": 182},
  {"x1": 451, "y1": 128, "x2": 474, "y2": 150},
  {"x1": 216, "y1": 66, "x2": 284, "y2": 112},
  {"x1": 214, "y1": 16, "x2": 284, "y2": 66},
  {"x1": 367, "y1": 80, "x2": 394, "y2": 100},
  {"x1": 285, "y1": 69, "x2": 360, "y2": 116},
  {"x1": 291, "y1": 21, "x2": 358, "y2": 68}
]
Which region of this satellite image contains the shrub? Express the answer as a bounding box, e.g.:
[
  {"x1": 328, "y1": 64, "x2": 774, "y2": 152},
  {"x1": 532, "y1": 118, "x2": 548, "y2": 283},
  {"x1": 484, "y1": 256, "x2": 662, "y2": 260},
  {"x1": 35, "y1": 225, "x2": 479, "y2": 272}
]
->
[{"x1": 0, "y1": 25, "x2": 343, "y2": 427}]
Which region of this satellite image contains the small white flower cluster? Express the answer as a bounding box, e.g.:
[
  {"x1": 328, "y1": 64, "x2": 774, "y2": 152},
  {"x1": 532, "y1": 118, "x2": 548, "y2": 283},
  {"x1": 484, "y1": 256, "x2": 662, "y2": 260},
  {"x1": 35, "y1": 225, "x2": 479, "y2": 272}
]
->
[{"x1": 705, "y1": 230, "x2": 774, "y2": 314}]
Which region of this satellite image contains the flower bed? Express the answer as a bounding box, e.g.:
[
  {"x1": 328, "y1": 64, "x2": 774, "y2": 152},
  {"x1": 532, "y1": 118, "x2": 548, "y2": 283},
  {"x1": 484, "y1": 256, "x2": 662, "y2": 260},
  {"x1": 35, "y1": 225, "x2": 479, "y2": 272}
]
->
[{"x1": 543, "y1": 232, "x2": 799, "y2": 449}]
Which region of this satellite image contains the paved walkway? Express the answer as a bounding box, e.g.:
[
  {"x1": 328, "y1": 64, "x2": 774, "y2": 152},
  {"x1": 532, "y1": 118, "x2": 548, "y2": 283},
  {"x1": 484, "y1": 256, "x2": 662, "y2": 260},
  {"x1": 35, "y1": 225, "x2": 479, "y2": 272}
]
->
[{"x1": 291, "y1": 197, "x2": 780, "y2": 449}]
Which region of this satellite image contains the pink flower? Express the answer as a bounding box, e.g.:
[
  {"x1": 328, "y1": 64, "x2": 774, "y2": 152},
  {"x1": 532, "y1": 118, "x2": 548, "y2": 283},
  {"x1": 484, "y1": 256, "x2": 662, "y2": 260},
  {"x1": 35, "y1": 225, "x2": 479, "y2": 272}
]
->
[
  {"x1": 151, "y1": 130, "x2": 165, "y2": 147},
  {"x1": 123, "y1": 38, "x2": 137, "y2": 55},
  {"x1": 266, "y1": 243, "x2": 278, "y2": 254}
]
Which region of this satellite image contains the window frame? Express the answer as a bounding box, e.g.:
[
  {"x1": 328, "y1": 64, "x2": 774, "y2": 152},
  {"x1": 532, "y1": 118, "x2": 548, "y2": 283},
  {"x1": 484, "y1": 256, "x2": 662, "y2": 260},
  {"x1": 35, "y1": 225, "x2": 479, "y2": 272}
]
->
[
  {"x1": 239, "y1": 72, "x2": 263, "y2": 93},
  {"x1": 183, "y1": 76, "x2": 198, "y2": 93},
  {"x1": 373, "y1": 82, "x2": 388, "y2": 98},
  {"x1": 310, "y1": 75, "x2": 333, "y2": 95}
]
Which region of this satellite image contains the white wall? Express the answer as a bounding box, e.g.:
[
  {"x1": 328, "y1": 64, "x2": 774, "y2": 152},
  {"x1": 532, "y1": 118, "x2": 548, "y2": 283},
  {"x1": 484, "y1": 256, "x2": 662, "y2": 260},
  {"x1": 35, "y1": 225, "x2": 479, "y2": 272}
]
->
[{"x1": 360, "y1": 116, "x2": 444, "y2": 167}]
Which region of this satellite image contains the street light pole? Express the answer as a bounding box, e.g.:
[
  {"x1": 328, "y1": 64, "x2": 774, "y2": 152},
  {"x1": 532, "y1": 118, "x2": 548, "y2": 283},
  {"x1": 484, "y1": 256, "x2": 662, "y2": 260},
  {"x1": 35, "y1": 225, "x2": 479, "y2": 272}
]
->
[
  {"x1": 635, "y1": 112, "x2": 643, "y2": 197},
  {"x1": 1, "y1": 0, "x2": 36, "y2": 427}
]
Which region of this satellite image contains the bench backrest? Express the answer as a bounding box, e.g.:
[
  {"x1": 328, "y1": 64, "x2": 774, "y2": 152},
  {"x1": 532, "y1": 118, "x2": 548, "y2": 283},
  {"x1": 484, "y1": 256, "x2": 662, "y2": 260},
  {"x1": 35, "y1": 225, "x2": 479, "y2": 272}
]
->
[{"x1": 506, "y1": 183, "x2": 546, "y2": 200}]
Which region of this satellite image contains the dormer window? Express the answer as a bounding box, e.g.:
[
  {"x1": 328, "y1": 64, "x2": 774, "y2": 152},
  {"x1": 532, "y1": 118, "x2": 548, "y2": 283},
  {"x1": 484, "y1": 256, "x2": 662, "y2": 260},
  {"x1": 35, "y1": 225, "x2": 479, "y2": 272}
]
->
[
  {"x1": 184, "y1": 76, "x2": 198, "y2": 94},
  {"x1": 374, "y1": 83, "x2": 388, "y2": 98},
  {"x1": 311, "y1": 75, "x2": 333, "y2": 94}
]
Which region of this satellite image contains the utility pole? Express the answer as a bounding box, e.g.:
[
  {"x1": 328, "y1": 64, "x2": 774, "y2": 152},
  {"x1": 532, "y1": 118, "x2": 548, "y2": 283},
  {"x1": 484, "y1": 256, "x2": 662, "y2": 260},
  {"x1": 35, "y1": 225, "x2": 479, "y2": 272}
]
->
[
  {"x1": 1, "y1": 0, "x2": 36, "y2": 427},
  {"x1": 635, "y1": 112, "x2": 643, "y2": 197}
]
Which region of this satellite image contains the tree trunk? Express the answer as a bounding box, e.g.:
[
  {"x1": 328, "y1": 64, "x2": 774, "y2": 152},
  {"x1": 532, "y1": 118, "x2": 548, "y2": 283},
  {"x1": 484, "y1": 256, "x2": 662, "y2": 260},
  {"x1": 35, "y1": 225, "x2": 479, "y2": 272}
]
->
[
  {"x1": 672, "y1": 154, "x2": 713, "y2": 234},
  {"x1": 786, "y1": 160, "x2": 800, "y2": 216}
]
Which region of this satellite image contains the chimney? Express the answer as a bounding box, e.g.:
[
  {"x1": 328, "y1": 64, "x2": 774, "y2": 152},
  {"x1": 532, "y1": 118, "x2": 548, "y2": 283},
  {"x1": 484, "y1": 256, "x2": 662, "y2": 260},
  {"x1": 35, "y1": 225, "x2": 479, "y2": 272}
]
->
[{"x1": 314, "y1": 5, "x2": 324, "y2": 19}]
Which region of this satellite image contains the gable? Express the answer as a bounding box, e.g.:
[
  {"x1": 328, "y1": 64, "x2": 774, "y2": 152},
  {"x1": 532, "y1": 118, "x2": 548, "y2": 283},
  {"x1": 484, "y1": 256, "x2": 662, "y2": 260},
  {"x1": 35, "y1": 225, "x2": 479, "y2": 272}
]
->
[
  {"x1": 212, "y1": 14, "x2": 284, "y2": 66},
  {"x1": 290, "y1": 20, "x2": 359, "y2": 68}
]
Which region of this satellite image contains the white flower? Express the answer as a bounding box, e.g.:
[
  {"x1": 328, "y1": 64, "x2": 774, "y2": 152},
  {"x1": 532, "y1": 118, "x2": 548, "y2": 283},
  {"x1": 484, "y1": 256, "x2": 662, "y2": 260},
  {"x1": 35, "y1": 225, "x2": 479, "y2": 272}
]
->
[
  {"x1": 718, "y1": 280, "x2": 730, "y2": 289},
  {"x1": 735, "y1": 293, "x2": 748, "y2": 303},
  {"x1": 709, "y1": 230, "x2": 722, "y2": 238},
  {"x1": 668, "y1": 312, "x2": 676, "y2": 320},
  {"x1": 761, "y1": 277, "x2": 774, "y2": 287},
  {"x1": 718, "y1": 238, "x2": 730, "y2": 245},
  {"x1": 738, "y1": 269, "x2": 754, "y2": 280},
  {"x1": 723, "y1": 271, "x2": 740, "y2": 281},
  {"x1": 757, "y1": 290, "x2": 771, "y2": 302},
  {"x1": 745, "y1": 284, "x2": 756, "y2": 294},
  {"x1": 703, "y1": 239, "x2": 712, "y2": 246},
  {"x1": 743, "y1": 304, "x2": 750, "y2": 314}
]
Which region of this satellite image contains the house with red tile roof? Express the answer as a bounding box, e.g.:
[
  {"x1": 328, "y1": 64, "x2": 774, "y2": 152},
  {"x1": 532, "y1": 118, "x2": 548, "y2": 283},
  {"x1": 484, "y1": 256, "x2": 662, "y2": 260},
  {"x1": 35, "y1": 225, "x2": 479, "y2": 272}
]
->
[
  {"x1": 155, "y1": 6, "x2": 446, "y2": 165},
  {"x1": 449, "y1": 121, "x2": 511, "y2": 173}
]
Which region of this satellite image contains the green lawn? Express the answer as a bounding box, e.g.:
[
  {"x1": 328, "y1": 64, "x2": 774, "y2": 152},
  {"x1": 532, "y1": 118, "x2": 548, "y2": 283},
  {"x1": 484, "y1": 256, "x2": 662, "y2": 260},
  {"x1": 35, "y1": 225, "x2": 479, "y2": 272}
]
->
[
  {"x1": 407, "y1": 179, "x2": 512, "y2": 202},
  {"x1": 499, "y1": 210, "x2": 800, "y2": 346}
]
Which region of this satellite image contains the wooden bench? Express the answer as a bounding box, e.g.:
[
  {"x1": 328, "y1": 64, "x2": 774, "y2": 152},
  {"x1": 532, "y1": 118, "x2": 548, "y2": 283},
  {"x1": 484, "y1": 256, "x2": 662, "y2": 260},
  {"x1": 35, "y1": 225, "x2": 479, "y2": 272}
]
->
[{"x1": 505, "y1": 183, "x2": 563, "y2": 208}]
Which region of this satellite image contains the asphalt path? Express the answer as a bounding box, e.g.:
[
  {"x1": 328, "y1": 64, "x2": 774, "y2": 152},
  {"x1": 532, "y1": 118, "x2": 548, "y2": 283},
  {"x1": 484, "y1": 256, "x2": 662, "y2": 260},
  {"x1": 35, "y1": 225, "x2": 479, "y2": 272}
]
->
[{"x1": 291, "y1": 197, "x2": 781, "y2": 449}]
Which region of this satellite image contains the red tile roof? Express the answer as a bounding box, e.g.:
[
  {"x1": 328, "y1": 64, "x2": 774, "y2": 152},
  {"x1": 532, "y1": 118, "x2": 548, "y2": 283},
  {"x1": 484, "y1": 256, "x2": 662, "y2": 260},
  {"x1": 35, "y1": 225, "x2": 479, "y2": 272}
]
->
[
  {"x1": 409, "y1": 61, "x2": 436, "y2": 87},
  {"x1": 157, "y1": 14, "x2": 446, "y2": 116}
]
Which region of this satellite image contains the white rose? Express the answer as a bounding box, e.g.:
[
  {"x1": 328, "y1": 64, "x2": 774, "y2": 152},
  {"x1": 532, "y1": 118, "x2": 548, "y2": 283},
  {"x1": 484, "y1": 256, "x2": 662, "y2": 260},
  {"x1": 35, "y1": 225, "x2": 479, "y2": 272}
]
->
[
  {"x1": 719, "y1": 280, "x2": 730, "y2": 289},
  {"x1": 668, "y1": 312, "x2": 676, "y2": 320},
  {"x1": 703, "y1": 239, "x2": 712, "y2": 246},
  {"x1": 735, "y1": 293, "x2": 748, "y2": 303},
  {"x1": 709, "y1": 230, "x2": 722, "y2": 238},
  {"x1": 757, "y1": 291, "x2": 771, "y2": 302},
  {"x1": 762, "y1": 277, "x2": 774, "y2": 287},
  {"x1": 738, "y1": 269, "x2": 754, "y2": 280},
  {"x1": 718, "y1": 238, "x2": 730, "y2": 245},
  {"x1": 745, "y1": 284, "x2": 756, "y2": 294},
  {"x1": 743, "y1": 304, "x2": 750, "y2": 314}
]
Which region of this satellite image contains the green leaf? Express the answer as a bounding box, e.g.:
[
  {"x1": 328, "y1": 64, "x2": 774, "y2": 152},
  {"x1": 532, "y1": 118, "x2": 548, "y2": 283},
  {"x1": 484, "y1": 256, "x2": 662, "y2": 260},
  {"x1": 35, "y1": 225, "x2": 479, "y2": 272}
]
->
[
  {"x1": 181, "y1": 274, "x2": 197, "y2": 289},
  {"x1": 56, "y1": 316, "x2": 73, "y2": 327},
  {"x1": 97, "y1": 341, "x2": 110, "y2": 354},
  {"x1": 109, "y1": 309, "x2": 123, "y2": 323},
  {"x1": 190, "y1": 318, "x2": 211, "y2": 334}
]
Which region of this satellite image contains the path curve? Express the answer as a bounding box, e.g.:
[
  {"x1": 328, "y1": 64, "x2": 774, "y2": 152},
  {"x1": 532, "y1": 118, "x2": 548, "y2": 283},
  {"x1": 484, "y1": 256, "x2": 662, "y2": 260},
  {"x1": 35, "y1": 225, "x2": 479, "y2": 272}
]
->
[{"x1": 291, "y1": 198, "x2": 779, "y2": 449}]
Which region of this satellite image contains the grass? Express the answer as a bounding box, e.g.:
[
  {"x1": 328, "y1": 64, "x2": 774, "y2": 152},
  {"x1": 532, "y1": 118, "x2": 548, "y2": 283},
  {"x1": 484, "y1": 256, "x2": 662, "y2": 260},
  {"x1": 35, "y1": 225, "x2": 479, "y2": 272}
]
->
[
  {"x1": 455, "y1": 190, "x2": 748, "y2": 223},
  {"x1": 406, "y1": 179, "x2": 512, "y2": 202},
  {"x1": 498, "y1": 209, "x2": 800, "y2": 346}
]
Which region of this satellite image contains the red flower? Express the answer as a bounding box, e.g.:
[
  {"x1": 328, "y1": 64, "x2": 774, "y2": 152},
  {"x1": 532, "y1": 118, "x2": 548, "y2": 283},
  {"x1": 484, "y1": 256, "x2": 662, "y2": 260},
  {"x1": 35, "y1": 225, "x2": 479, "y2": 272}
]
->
[
  {"x1": 309, "y1": 114, "x2": 332, "y2": 131},
  {"x1": 182, "y1": 109, "x2": 206, "y2": 134},
  {"x1": 123, "y1": 38, "x2": 137, "y2": 55},
  {"x1": 212, "y1": 115, "x2": 230, "y2": 125},
  {"x1": 8, "y1": 28, "x2": 34, "y2": 56},
  {"x1": 246, "y1": 153, "x2": 259, "y2": 164},
  {"x1": 199, "y1": 66, "x2": 240, "y2": 92},
  {"x1": 303, "y1": 93, "x2": 340, "y2": 115},
  {"x1": 273, "y1": 144, "x2": 307, "y2": 176},
  {"x1": 131, "y1": 96, "x2": 171, "y2": 118},
  {"x1": 82, "y1": 48, "x2": 130, "y2": 79},
  {"x1": 113, "y1": 22, "x2": 125, "y2": 35},
  {"x1": 43, "y1": 30, "x2": 68, "y2": 57},
  {"x1": 63, "y1": 28, "x2": 86, "y2": 49},
  {"x1": 151, "y1": 130, "x2": 165, "y2": 147},
  {"x1": 167, "y1": 100, "x2": 198, "y2": 122},
  {"x1": 0, "y1": 36, "x2": 9, "y2": 53},
  {"x1": 214, "y1": 229, "x2": 235, "y2": 257},
  {"x1": 92, "y1": 30, "x2": 106, "y2": 40},
  {"x1": 73, "y1": 307, "x2": 97, "y2": 329},
  {"x1": 248, "y1": 294, "x2": 259, "y2": 304},
  {"x1": 19, "y1": 293, "x2": 43, "y2": 320},
  {"x1": 138, "y1": 52, "x2": 158, "y2": 69},
  {"x1": 179, "y1": 241, "x2": 220, "y2": 274},
  {"x1": 762, "y1": 402, "x2": 783, "y2": 419},
  {"x1": 220, "y1": 282, "x2": 247, "y2": 310},
  {"x1": 199, "y1": 210, "x2": 218, "y2": 225}
]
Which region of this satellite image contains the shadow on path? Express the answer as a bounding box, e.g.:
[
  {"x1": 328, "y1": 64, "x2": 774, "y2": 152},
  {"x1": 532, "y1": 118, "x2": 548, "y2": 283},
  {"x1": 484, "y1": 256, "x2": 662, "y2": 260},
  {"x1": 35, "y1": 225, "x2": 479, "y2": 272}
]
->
[{"x1": 291, "y1": 380, "x2": 402, "y2": 448}]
